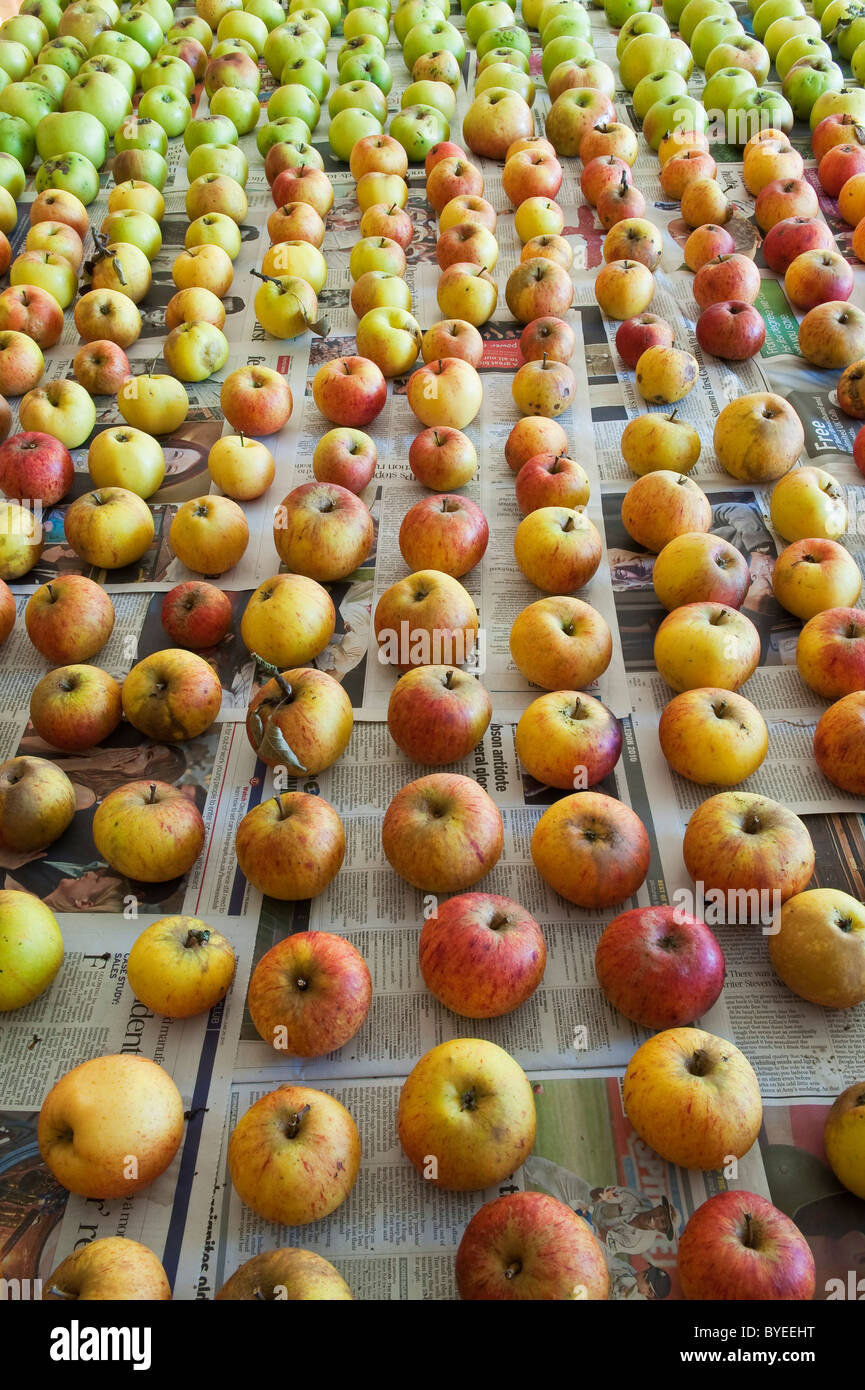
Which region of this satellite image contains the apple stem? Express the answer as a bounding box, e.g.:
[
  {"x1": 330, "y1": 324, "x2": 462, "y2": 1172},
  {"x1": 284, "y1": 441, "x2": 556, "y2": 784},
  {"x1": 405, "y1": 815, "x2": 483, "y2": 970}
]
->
[
  {"x1": 253, "y1": 1288, "x2": 267, "y2": 1300},
  {"x1": 284, "y1": 1104, "x2": 310, "y2": 1138},
  {"x1": 274, "y1": 673, "x2": 293, "y2": 701},
  {"x1": 503, "y1": 1261, "x2": 521, "y2": 1280},
  {"x1": 667, "y1": 408, "x2": 678, "y2": 423},
  {"x1": 251, "y1": 268, "x2": 284, "y2": 290},
  {"x1": 741, "y1": 1213, "x2": 757, "y2": 1249},
  {"x1": 239, "y1": 431, "x2": 245, "y2": 446},
  {"x1": 443, "y1": 669, "x2": 454, "y2": 689},
  {"x1": 147, "y1": 783, "x2": 157, "y2": 805},
  {"x1": 250, "y1": 651, "x2": 280, "y2": 677},
  {"x1": 46, "y1": 582, "x2": 55, "y2": 602},
  {"x1": 185, "y1": 929, "x2": 210, "y2": 948},
  {"x1": 47, "y1": 1285, "x2": 75, "y2": 1300},
  {"x1": 274, "y1": 794, "x2": 288, "y2": 819},
  {"x1": 687, "y1": 1047, "x2": 711, "y2": 1077},
  {"x1": 112, "y1": 256, "x2": 127, "y2": 286}
]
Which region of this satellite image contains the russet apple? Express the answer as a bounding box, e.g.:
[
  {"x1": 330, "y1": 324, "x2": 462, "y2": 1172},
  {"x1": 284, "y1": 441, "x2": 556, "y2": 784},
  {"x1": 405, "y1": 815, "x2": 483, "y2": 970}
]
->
[
  {"x1": 596, "y1": 904, "x2": 725, "y2": 1030},
  {"x1": 624, "y1": 1027, "x2": 762, "y2": 1170},
  {"x1": 235, "y1": 791, "x2": 345, "y2": 900},
  {"x1": 30, "y1": 664, "x2": 122, "y2": 752},
  {"x1": 654, "y1": 591, "x2": 758, "y2": 688},
  {"x1": 398, "y1": 1038, "x2": 535, "y2": 1189},
  {"x1": 248, "y1": 930, "x2": 371, "y2": 1057},
  {"x1": 39, "y1": 1055, "x2": 184, "y2": 1199},
  {"x1": 419, "y1": 893, "x2": 545, "y2": 1018},
  {"x1": 246, "y1": 665, "x2": 353, "y2": 774}
]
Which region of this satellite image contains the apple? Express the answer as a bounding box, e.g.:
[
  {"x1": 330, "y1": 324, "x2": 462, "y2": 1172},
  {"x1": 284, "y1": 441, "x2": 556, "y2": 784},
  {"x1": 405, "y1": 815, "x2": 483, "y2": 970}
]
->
[
  {"x1": 824, "y1": 1082, "x2": 865, "y2": 1200},
  {"x1": 693, "y1": 254, "x2": 761, "y2": 310},
  {"x1": 545, "y1": 87, "x2": 616, "y2": 157},
  {"x1": 743, "y1": 141, "x2": 804, "y2": 198},
  {"x1": 407, "y1": 426, "x2": 476, "y2": 491},
  {"x1": 531, "y1": 790, "x2": 650, "y2": 909},
  {"x1": 653, "y1": 532, "x2": 751, "y2": 611},
  {"x1": 0, "y1": 284, "x2": 60, "y2": 353},
  {"x1": 426, "y1": 155, "x2": 483, "y2": 214},
  {"x1": 683, "y1": 790, "x2": 814, "y2": 912},
  {"x1": 0, "y1": 429, "x2": 72, "y2": 505},
  {"x1": 349, "y1": 236, "x2": 406, "y2": 281},
  {"x1": 168, "y1": 494, "x2": 248, "y2": 577},
  {"x1": 697, "y1": 300, "x2": 767, "y2": 361},
  {"x1": 812, "y1": 110, "x2": 865, "y2": 161},
  {"x1": 514, "y1": 507, "x2": 602, "y2": 594},
  {"x1": 436, "y1": 262, "x2": 498, "y2": 327},
  {"x1": 654, "y1": 603, "x2": 761, "y2": 693},
  {"x1": 92, "y1": 779, "x2": 205, "y2": 884},
  {"x1": 713, "y1": 391, "x2": 804, "y2": 483},
  {"x1": 228, "y1": 1083, "x2": 359, "y2": 1226},
  {"x1": 519, "y1": 317, "x2": 575, "y2": 367},
  {"x1": 398, "y1": 494, "x2": 488, "y2": 579},
  {"x1": 241, "y1": 574, "x2": 334, "y2": 671},
  {"x1": 25, "y1": 574, "x2": 114, "y2": 663},
  {"x1": 64, "y1": 486, "x2": 153, "y2": 569},
  {"x1": 509, "y1": 595, "x2": 611, "y2": 691},
  {"x1": 521, "y1": 234, "x2": 573, "y2": 269},
  {"x1": 515, "y1": 690, "x2": 622, "y2": 790},
  {"x1": 799, "y1": 301, "x2": 865, "y2": 369},
  {"x1": 505, "y1": 416, "x2": 568, "y2": 473},
  {"x1": 658, "y1": 686, "x2": 768, "y2": 785},
  {"x1": 512, "y1": 357, "x2": 576, "y2": 418},
  {"x1": 769, "y1": 465, "x2": 847, "y2": 545},
  {"x1": 515, "y1": 453, "x2": 589, "y2": 514},
  {"x1": 216, "y1": 1249, "x2": 352, "y2": 1301},
  {"x1": 0, "y1": 574, "x2": 12, "y2": 644},
  {"x1": 421, "y1": 320, "x2": 483, "y2": 370},
  {"x1": 462, "y1": 87, "x2": 532, "y2": 161},
  {"x1": 131, "y1": 917, "x2": 226, "y2": 1022},
  {"x1": 0, "y1": 754, "x2": 75, "y2": 853},
  {"x1": 514, "y1": 197, "x2": 565, "y2": 243},
  {"x1": 439, "y1": 194, "x2": 496, "y2": 234},
  {"x1": 246, "y1": 666, "x2": 351, "y2": 776},
  {"x1": 769, "y1": 887, "x2": 865, "y2": 1009},
  {"x1": 677, "y1": 1190, "x2": 815, "y2": 1299},
  {"x1": 615, "y1": 313, "x2": 674, "y2": 369},
  {"x1": 0, "y1": 497, "x2": 42, "y2": 580},
  {"x1": 0, "y1": 889, "x2": 63, "y2": 1013},
  {"x1": 248, "y1": 930, "x2": 370, "y2": 1058},
  {"x1": 622, "y1": 471, "x2": 712, "y2": 553},
  {"x1": 505, "y1": 258, "x2": 573, "y2": 324},
  {"x1": 382, "y1": 773, "x2": 502, "y2": 891},
  {"x1": 43, "y1": 1234, "x2": 172, "y2": 1302},
  {"x1": 220, "y1": 364, "x2": 292, "y2": 436},
  {"x1": 838, "y1": 360, "x2": 865, "y2": 419},
  {"x1": 351, "y1": 132, "x2": 408, "y2": 179},
  {"x1": 398, "y1": 1038, "x2": 534, "y2": 1190},
  {"x1": 73, "y1": 342, "x2": 130, "y2": 397},
  {"x1": 311, "y1": 355, "x2": 386, "y2": 429},
  {"x1": 419, "y1": 891, "x2": 545, "y2": 1019},
  {"x1": 594, "y1": 259, "x2": 654, "y2": 321},
  {"x1": 73, "y1": 288, "x2": 142, "y2": 350},
  {"x1": 456, "y1": 1191, "x2": 609, "y2": 1301},
  {"x1": 785, "y1": 248, "x2": 854, "y2": 313},
  {"x1": 774, "y1": 538, "x2": 862, "y2": 621},
  {"x1": 273, "y1": 481, "x2": 373, "y2": 584},
  {"x1": 386, "y1": 665, "x2": 489, "y2": 767},
  {"x1": 406, "y1": 357, "x2": 482, "y2": 431},
  {"x1": 579, "y1": 120, "x2": 639, "y2": 166},
  {"x1": 235, "y1": 790, "x2": 344, "y2": 900},
  {"x1": 39, "y1": 1054, "x2": 184, "y2": 1200},
  {"x1": 596, "y1": 904, "x2": 725, "y2": 1030},
  {"x1": 30, "y1": 663, "x2": 122, "y2": 752},
  {"x1": 796, "y1": 607, "x2": 865, "y2": 700},
  {"x1": 813, "y1": 690, "x2": 865, "y2": 794},
  {"x1": 122, "y1": 648, "x2": 222, "y2": 742}
]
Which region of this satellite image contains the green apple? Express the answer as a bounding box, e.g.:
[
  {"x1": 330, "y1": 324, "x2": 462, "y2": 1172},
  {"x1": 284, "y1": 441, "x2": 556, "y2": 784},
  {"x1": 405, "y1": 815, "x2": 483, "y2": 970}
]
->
[
  {"x1": 273, "y1": 24, "x2": 327, "y2": 67},
  {"x1": 403, "y1": 78, "x2": 458, "y2": 115},
  {"x1": 166, "y1": 17, "x2": 213, "y2": 49},
  {"x1": 389, "y1": 101, "x2": 448, "y2": 161},
  {"x1": 810, "y1": 86, "x2": 865, "y2": 131},
  {"x1": 394, "y1": 2, "x2": 440, "y2": 46},
  {"x1": 137, "y1": 0, "x2": 174, "y2": 32},
  {"x1": 0, "y1": 150, "x2": 24, "y2": 197},
  {"x1": 616, "y1": 12, "x2": 668, "y2": 60},
  {"x1": 0, "y1": 892, "x2": 64, "y2": 1013},
  {"x1": 477, "y1": 45, "x2": 530, "y2": 73},
  {"x1": 604, "y1": 0, "x2": 652, "y2": 23},
  {"x1": 90, "y1": 30, "x2": 151, "y2": 77},
  {"x1": 36, "y1": 36, "x2": 86, "y2": 77},
  {"x1": 679, "y1": 0, "x2": 736, "y2": 45},
  {"x1": 36, "y1": 106, "x2": 107, "y2": 165},
  {"x1": 475, "y1": 25, "x2": 528, "y2": 60},
  {"x1": 776, "y1": 34, "x2": 830, "y2": 80},
  {"x1": 404, "y1": 20, "x2": 467, "y2": 72},
  {"x1": 210, "y1": 83, "x2": 261, "y2": 134},
  {"x1": 541, "y1": 3, "x2": 592, "y2": 42},
  {"x1": 115, "y1": 8, "x2": 165, "y2": 59},
  {"x1": 186, "y1": 140, "x2": 248, "y2": 184},
  {"x1": 112, "y1": 146, "x2": 168, "y2": 189},
  {"x1": 29, "y1": 62, "x2": 68, "y2": 103},
  {"x1": 137, "y1": 83, "x2": 191, "y2": 136},
  {"x1": 286, "y1": 7, "x2": 332, "y2": 43},
  {"x1": 185, "y1": 112, "x2": 239, "y2": 153},
  {"x1": 545, "y1": 14, "x2": 596, "y2": 47},
  {"x1": 0, "y1": 112, "x2": 35, "y2": 167},
  {"x1": 211, "y1": 36, "x2": 258, "y2": 61},
  {"x1": 265, "y1": 22, "x2": 315, "y2": 78},
  {"x1": 1, "y1": 15, "x2": 49, "y2": 58},
  {"x1": 782, "y1": 57, "x2": 843, "y2": 122},
  {"x1": 633, "y1": 69, "x2": 688, "y2": 121},
  {"x1": 218, "y1": 11, "x2": 269, "y2": 54},
  {"x1": 703, "y1": 65, "x2": 757, "y2": 114},
  {"x1": 115, "y1": 112, "x2": 168, "y2": 153},
  {"x1": 79, "y1": 55, "x2": 137, "y2": 101},
  {"x1": 663, "y1": 0, "x2": 690, "y2": 21},
  {"x1": 22, "y1": 0, "x2": 63, "y2": 41},
  {"x1": 328, "y1": 78, "x2": 387, "y2": 123},
  {"x1": 643, "y1": 93, "x2": 708, "y2": 149},
  {"x1": 0, "y1": 81, "x2": 57, "y2": 133},
  {"x1": 281, "y1": 57, "x2": 330, "y2": 104},
  {"x1": 704, "y1": 35, "x2": 771, "y2": 81},
  {"x1": 691, "y1": 16, "x2": 744, "y2": 70},
  {"x1": 142, "y1": 55, "x2": 195, "y2": 96},
  {"x1": 340, "y1": 53, "x2": 393, "y2": 92},
  {"x1": 834, "y1": 13, "x2": 865, "y2": 61},
  {"x1": 343, "y1": 6, "x2": 390, "y2": 45},
  {"x1": 348, "y1": 0, "x2": 392, "y2": 13},
  {"x1": 763, "y1": 12, "x2": 819, "y2": 60},
  {"x1": 256, "y1": 115, "x2": 309, "y2": 156},
  {"x1": 35, "y1": 148, "x2": 99, "y2": 201},
  {"x1": 62, "y1": 71, "x2": 131, "y2": 136},
  {"x1": 329, "y1": 104, "x2": 382, "y2": 161},
  {"x1": 295, "y1": 0, "x2": 341, "y2": 27},
  {"x1": 0, "y1": 40, "x2": 35, "y2": 82},
  {"x1": 619, "y1": 34, "x2": 693, "y2": 90},
  {"x1": 728, "y1": 86, "x2": 794, "y2": 142},
  {"x1": 245, "y1": 0, "x2": 288, "y2": 30},
  {"x1": 542, "y1": 35, "x2": 596, "y2": 84},
  {"x1": 753, "y1": 0, "x2": 805, "y2": 42},
  {"x1": 267, "y1": 82, "x2": 320, "y2": 130},
  {"x1": 101, "y1": 207, "x2": 162, "y2": 260},
  {"x1": 466, "y1": 2, "x2": 516, "y2": 46}
]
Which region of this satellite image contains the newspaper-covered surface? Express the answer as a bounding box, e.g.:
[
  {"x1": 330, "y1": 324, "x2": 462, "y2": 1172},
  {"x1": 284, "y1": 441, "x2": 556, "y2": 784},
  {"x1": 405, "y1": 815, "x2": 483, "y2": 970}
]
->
[{"x1": 0, "y1": 0, "x2": 864, "y2": 1302}]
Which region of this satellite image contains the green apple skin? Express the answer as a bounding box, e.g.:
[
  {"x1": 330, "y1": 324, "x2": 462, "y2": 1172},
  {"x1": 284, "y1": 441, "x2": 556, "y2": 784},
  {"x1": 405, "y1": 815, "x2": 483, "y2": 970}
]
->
[
  {"x1": 633, "y1": 69, "x2": 688, "y2": 120},
  {"x1": 267, "y1": 83, "x2": 321, "y2": 130},
  {"x1": 329, "y1": 78, "x2": 387, "y2": 123},
  {"x1": 36, "y1": 37, "x2": 86, "y2": 77},
  {"x1": 340, "y1": 53, "x2": 393, "y2": 92},
  {"x1": 404, "y1": 21, "x2": 467, "y2": 73},
  {"x1": 782, "y1": 59, "x2": 843, "y2": 123},
  {"x1": 643, "y1": 94, "x2": 708, "y2": 150},
  {"x1": 0, "y1": 112, "x2": 35, "y2": 167},
  {"x1": 137, "y1": 84, "x2": 192, "y2": 136},
  {"x1": 753, "y1": 0, "x2": 805, "y2": 42},
  {"x1": 0, "y1": 149, "x2": 24, "y2": 197},
  {"x1": 620, "y1": 35, "x2": 693, "y2": 91},
  {"x1": 545, "y1": 15, "x2": 595, "y2": 47},
  {"x1": 115, "y1": 10, "x2": 164, "y2": 60},
  {"x1": 663, "y1": 0, "x2": 690, "y2": 20},
  {"x1": 810, "y1": 87, "x2": 865, "y2": 131},
  {"x1": 35, "y1": 149, "x2": 99, "y2": 201},
  {"x1": 36, "y1": 107, "x2": 107, "y2": 166},
  {"x1": 62, "y1": 71, "x2": 132, "y2": 137},
  {"x1": 0, "y1": 81, "x2": 58, "y2": 134},
  {"x1": 605, "y1": 0, "x2": 652, "y2": 24},
  {"x1": 246, "y1": 0, "x2": 288, "y2": 30},
  {"x1": 184, "y1": 112, "x2": 239, "y2": 154},
  {"x1": 137, "y1": 0, "x2": 175, "y2": 33},
  {"x1": 476, "y1": 25, "x2": 528, "y2": 60},
  {"x1": 773, "y1": 35, "x2": 830, "y2": 80},
  {"x1": 22, "y1": 0, "x2": 63, "y2": 42},
  {"x1": 853, "y1": 39, "x2": 865, "y2": 86},
  {"x1": 210, "y1": 86, "x2": 261, "y2": 135},
  {"x1": 690, "y1": 16, "x2": 744, "y2": 70},
  {"x1": 256, "y1": 115, "x2": 309, "y2": 157},
  {"x1": 328, "y1": 105, "x2": 382, "y2": 161},
  {"x1": 115, "y1": 114, "x2": 168, "y2": 154},
  {"x1": 113, "y1": 147, "x2": 168, "y2": 190},
  {"x1": 764, "y1": 13, "x2": 819, "y2": 60},
  {"x1": 702, "y1": 67, "x2": 757, "y2": 115},
  {"x1": 142, "y1": 56, "x2": 196, "y2": 97},
  {"x1": 29, "y1": 62, "x2": 68, "y2": 104},
  {"x1": 390, "y1": 103, "x2": 448, "y2": 161},
  {"x1": 680, "y1": 0, "x2": 736, "y2": 45},
  {"x1": 394, "y1": 3, "x2": 439, "y2": 47},
  {"x1": 79, "y1": 55, "x2": 137, "y2": 101},
  {"x1": 90, "y1": 30, "x2": 151, "y2": 77},
  {"x1": 186, "y1": 142, "x2": 248, "y2": 184},
  {"x1": 281, "y1": 57, "x2": 330, "y2": 104},
  {"x1": 727, "y1": 87, "x2": 795, "y2": 142},
  {"x1": 836, "y1": 14, "x2": 865, "y2": 61},
  {"x1": 0, "y1": 891, "x2": 64, "y2": 1013},
  {"x1": 0, "y1": 40, "x2": 35, "y2": 82}
]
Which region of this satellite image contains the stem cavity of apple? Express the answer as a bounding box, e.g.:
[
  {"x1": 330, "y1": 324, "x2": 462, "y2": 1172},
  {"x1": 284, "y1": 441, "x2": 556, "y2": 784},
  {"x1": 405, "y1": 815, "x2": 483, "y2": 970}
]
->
[
  {"x1": 185, "y1": 929, "x2": 211, "y2": 949},
  {"x1": 284, "y1": 1103, "x2": 310, "y2": 1139}
]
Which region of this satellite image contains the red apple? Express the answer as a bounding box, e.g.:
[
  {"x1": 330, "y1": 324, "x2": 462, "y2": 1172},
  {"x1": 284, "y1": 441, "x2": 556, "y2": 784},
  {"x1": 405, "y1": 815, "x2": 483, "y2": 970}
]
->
[
  {"x1": 515, "y1": 452, "x2": 590, "y2": 514},
  {"x1": 312, "y1": 355, "x2": 386, "y2": 427},
  {"x1": 762, "y1": 216, "x2": 835, "y2": 275},
  {"x1": 419, "y1": 892, "x2": 546, "y2": 1018},
  {"x1": 0, "y1": 431, "x2": 73, "y2": 506},
  {"x1": 398, "y1": 494, "x2": 488, "y2": 578},
  {"x1": 595, "y1": 905, "x2": 725, "y2": 1030},
  {"x1": 519, "y1": 316, "x2": 576, "y2": 364},
  {"x1": 696, "y1": 301, "x2": 767, "y2": 360},
  {"x1": 455, "y1": 1191, "x2": 609, "y2": 1300},
  {"x1": 161, "y1": 581, "x2": 233, "y2": 649},
  {"x1": 312, "y1": 427, "x2": 376, "y2": 493},
  {"x1": 29, "y1": 664, "x2": 123, "y2": 752},
  {"x1": 247, "y1": 931, "x2": 372, "y2": 1058},
  {"x1": 0, "y1": 284, "x2": 64, "y2": 349},
  {"x1": 25, "y1": 575, "x2": 115, "y2": 664},
  {"x1": 387, "y1": 664, "x2": 492, "y2": 766},
  {"x1": 72, "y1": 341, "x2": 131, "y2": 396},
  {"x1": 0, "y1": 575, "x2": 13, "y2": 646},
  {"x1": 677, "y1": 1191, "x2": 816, "y2": 1301},
  {"x1": 615, "y1": 313, "x2": 675, "y2": 368}
]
